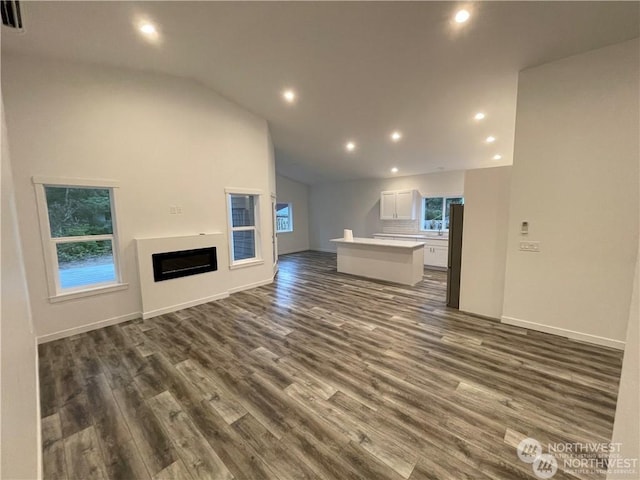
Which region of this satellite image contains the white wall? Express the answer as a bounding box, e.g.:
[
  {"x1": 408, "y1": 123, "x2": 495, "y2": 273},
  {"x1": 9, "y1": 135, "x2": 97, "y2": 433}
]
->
[
  {"x1": 502, "y1": 39, "x2": 639, "y2": 348},
  {"x1": 2, "y1": 55, "x2": 276, "y2": 339},
  {"x1": 608, "y1": 248, "x2": 639, "y2": 479},
  {"x1": 1, "y1": 101, "x2": 40, "y2": 479},
  {"x1": 459, "y1": 166, "x2": 511, "y2": 319},
  {"x1": 309, "y1": 170, "x2": 464, "y2": 252},
  {"x1": 276, "y1": 174, "x2": 310, "y2": 255}
]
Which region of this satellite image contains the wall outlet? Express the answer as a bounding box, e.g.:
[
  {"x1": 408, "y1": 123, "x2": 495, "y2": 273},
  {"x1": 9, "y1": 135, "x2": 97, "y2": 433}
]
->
[{"x1": 519, "y1": 241, "x2": 540, "y2": 252}]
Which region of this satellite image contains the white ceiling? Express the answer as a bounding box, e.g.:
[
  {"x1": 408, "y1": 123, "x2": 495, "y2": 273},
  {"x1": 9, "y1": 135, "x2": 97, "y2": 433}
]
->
[{"x1": 2, "y1": 1, "x2": 638, "y2": 184}]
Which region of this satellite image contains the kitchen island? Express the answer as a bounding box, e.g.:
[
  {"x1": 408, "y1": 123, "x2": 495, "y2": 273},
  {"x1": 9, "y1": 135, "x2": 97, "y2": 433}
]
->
[{"x1": 330, "y1": 237, "x2": 425, "y2": 286}]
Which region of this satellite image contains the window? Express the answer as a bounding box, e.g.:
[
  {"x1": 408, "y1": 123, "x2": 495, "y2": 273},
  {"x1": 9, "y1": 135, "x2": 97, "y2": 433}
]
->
[
  {"x1": 421, "y1": 196, "x2": 464, "y2": 231},
  {"x1": 33, "y1": 177, "x2": 125, "y2": 301},
  {"x1": 275, "y1": 202, "x2": 293, "y2": 233},
  {"x1": 227, "y1": 191, "x2": 262, "y2": 267}
]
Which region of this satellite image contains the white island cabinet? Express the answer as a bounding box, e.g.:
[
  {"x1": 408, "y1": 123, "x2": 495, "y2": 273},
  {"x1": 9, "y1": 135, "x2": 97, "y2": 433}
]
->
[
  {"x1": 373, "y1": 233, "x2": 449, "y2": 268},
  {"x1": 330, "y1": 237, "x2": 424, "y2": 286}
]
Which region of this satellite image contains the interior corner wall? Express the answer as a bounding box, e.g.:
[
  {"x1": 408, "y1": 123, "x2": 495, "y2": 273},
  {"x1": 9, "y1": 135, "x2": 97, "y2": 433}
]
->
[
  {"x1": 276, "y1": 174, "x2": 310, "y2": 255},
  {"x1": 1, "y1": 100, "x2": 40, "y2": 479},
  {"x1": 459, "y1": 166, "x2": 511, "y2": 319},
  {"x1": 608, "y1": 247, "x2": 639, "y2": 479},
  {"x1": 1, "y1": 54, "x2": 276, "y2": 339},
  {"x1": 267, "y1": 132, "x2": 277, "y2": 200},
  {"x1": 502, "y1": 39, "x2": 639, "y2": 348},
  {"x1": 309, "y1": 170, "x2": 465, "y2": 252}
]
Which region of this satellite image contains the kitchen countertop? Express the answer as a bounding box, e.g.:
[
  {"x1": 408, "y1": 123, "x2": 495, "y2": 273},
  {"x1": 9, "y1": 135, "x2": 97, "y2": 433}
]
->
[
  {"x1": 330, "y1": 237, "x2": 425, "y2": 249},
  {"x1": 373, "y1": 233, "x2": 449, "y2": 241}
]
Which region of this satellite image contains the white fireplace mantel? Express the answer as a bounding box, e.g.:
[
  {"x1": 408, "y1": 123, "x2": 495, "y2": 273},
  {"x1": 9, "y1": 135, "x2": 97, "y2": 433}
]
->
[{"x1": 135, "y1": 233, "x2": 229, "y2": 319}]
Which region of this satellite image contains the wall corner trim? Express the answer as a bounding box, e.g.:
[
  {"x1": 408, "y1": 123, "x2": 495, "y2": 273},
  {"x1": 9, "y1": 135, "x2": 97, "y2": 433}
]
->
[{"x1": 501, "y1": 315, "x2": 625, "y2": 350}]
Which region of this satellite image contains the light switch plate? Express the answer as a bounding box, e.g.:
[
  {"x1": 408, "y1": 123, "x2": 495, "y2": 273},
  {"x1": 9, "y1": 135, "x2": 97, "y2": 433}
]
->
[{"x1": 519, "y1": 241, "x2": 540, "y2": 252}]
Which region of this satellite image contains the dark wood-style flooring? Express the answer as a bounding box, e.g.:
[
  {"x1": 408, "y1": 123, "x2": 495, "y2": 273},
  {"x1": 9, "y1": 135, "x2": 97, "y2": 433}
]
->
[{"x1": 39, "y1": 251, "x2": 623, "y2": 480}]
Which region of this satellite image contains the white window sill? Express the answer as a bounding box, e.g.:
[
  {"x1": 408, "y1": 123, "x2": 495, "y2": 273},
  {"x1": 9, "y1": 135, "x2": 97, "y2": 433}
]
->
[
  {"x1": 229, "y1": 258, "x2": 264, "y2": 270},
  {"x1": 277, "y1": 230, "x2": 294, "y2": 234},
  {"x1": 49, "y1": 283, "x2": 129, "y2": 303}
]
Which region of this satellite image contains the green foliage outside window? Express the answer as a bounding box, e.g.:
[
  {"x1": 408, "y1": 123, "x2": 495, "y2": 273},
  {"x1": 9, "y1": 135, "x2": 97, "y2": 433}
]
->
[
  {"x1": 423, "y1": 196, "x2": 464, "y2": 230},
  {"x1": 45, "y1": 187, "x2": 114, "y2": 262},
  {"x1": 424, "y1": 198, "x2": 443, "y2": 221}
]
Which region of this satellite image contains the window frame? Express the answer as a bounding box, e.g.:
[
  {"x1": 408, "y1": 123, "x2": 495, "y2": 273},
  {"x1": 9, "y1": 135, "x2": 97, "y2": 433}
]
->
[
  {"x1": 275, "y1": 202, "x2": 294, "y2": 234},
  {"x1": 225, "y1": 188, "x2": 264, "y2": 269},
  {"x1": 32, "y1": 176, "x2": 127, "y2": 302},
  {"x1": 420, "y1": 195, "x2": 464, "y2": 232}
]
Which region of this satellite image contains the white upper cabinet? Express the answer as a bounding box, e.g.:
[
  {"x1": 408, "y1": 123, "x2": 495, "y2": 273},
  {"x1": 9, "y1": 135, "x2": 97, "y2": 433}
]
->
[
  {"x1": 394, "y1": 190, "x2": 416, "y2": 219},
  {"x1": 380, "y1": 191, "x2": 398, "y2": 220},
  {"x1": 380, "y1": 190, "x2": 419, "y2": 220}
]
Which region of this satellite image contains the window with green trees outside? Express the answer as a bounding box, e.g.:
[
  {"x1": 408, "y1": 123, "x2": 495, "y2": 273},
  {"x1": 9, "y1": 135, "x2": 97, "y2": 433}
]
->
[
  {"x1": 421, "y1": 196, "x2": 464, "y2": 231},
  {"x1": 42, "y1": 185, "x2": 119, "y2": 292}
]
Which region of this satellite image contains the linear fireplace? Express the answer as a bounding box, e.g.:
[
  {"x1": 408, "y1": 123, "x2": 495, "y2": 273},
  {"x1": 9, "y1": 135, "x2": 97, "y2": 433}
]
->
[{"x1": 152, "y1": 246, "x2": 217, "y2": 282}]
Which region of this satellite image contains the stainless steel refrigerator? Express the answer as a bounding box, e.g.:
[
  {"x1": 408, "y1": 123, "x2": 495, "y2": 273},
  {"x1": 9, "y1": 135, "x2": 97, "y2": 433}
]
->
[{"x1": 446, "y1": 204, "x2": 464, "y2": 308}]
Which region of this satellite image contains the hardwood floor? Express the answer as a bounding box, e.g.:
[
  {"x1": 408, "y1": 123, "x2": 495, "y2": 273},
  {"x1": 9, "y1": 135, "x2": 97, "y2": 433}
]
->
[{"x1": 39, "y1": 251, "x2": 623, "y2": 480}]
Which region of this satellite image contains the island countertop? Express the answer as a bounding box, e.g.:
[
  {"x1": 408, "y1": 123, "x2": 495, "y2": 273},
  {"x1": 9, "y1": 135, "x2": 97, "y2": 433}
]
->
[
  {"x1": 373, "y1": 233, "x2": 449, "y2": 241},
  {"x1": 330, "y1": 237, "x2": 425, "y2": 249}
]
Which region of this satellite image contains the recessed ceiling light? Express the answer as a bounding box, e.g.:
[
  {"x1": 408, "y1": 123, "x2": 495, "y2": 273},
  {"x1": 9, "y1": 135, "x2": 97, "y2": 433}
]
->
[
  {"x1": 454, "y1": 9, "x2": 471, "y2": 23},
  {"x1": 135, "y1": 18, "x2": 161, "y2": 43},
  {"x1": 474, "y1": 112, "x2": 485, "y2": 120},
  {"x1": 485, "y1": 135, "x2": 496, "y2": 143},
  {"x1": 346, "y1": 141, "x2": 356, "y2": 152},
  {"x1": 493, "y1": 154, "x2": 502, "y2": 160},
  {"x1": 282, "y1": 89, "x2": 296, "y2": 103},
  {"x1": 139, "y1": 23, "x2": 157, "y2": 35},
  {"x1": 391, "y1": 167, "x2": 399, "y2": 173},
  {"x1": 390, "y1": 131, "x2": 402, "y2": 142}
]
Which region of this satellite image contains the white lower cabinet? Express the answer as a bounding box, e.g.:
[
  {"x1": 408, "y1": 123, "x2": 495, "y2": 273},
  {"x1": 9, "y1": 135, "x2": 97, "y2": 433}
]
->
[
  {"x1": 424, "y1": 244, "x2": 448, "y2": 268},
  {"x1": 373, "y1": 235, "x2": 448, "y2": 268}
]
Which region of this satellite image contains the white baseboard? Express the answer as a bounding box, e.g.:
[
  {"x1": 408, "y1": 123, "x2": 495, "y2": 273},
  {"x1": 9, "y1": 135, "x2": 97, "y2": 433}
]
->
[
  {"x1": 501, "y1": 315, "x2": 625, "y2": 350},
  {"x1": 460, "y1": 309, "x2": 501, "y2": 323},
  {"x1": 278, "y1": 248, "x2": 311, "y2": 255},
  {"x1": 143, "y1": 275, "x2": 275, "y2": 318},
  {"x1": 142, "y1": 292, "x2": 229, "y2": 320},
  {"x1": 228, "y1": 277, "x2": 273, "y2": 294},
  {"x1": 37, "y1": 312, "x2": 141, "y2": 344},
  {"x1": 36, "y1": 276, "x2": 276, "y2": 342}
]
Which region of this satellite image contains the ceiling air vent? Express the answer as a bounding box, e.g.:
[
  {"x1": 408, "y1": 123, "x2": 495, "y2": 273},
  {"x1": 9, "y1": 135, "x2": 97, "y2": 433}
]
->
[{"x1": 1, "y1": 0, "x2": 23, "y2": 30}]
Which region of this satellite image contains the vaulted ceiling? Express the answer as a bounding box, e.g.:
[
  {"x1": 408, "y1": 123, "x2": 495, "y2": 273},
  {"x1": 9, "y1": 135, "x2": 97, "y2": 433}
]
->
[{"x1": 2, "y1": 1, "x2": 638, "y2": 184}]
